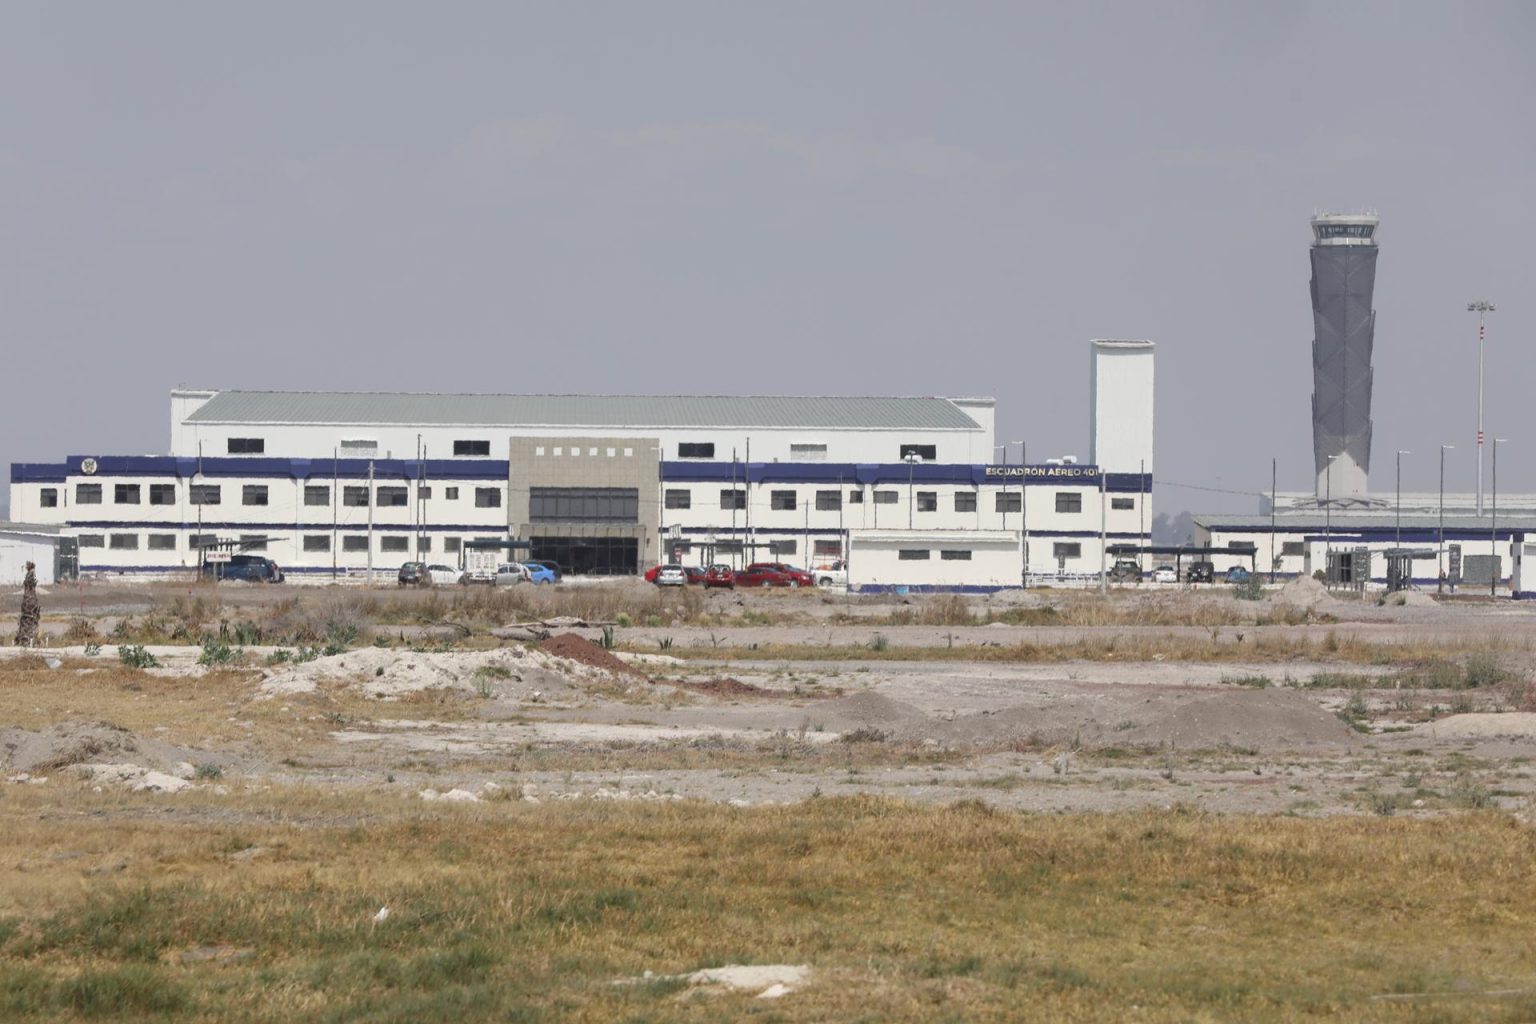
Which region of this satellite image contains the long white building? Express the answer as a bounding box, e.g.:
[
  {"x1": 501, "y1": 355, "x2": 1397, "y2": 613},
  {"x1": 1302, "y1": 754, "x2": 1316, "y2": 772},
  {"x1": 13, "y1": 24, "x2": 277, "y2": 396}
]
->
[{"x1": 7, "y1": 342, "x2": 1155, "y2": 589}]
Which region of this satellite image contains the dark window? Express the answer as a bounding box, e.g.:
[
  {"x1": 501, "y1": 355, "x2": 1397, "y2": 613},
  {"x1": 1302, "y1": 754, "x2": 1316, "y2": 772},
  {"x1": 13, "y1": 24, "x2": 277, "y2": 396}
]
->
[
  {"x1": 954, "y1": 492, "x2": 977, "y2": 513},
  {"x1": 240, "y1": 535, "x2": 267, "y2": 552},
  {"x1": 898, "y1": 549, "x2": 930, "y2": 560},
  {"x1": 454, "y1": 440, "x2": 491, "y2": 457},
  {"x1": 771, "y1": 490, "x2": 797, "y2": 511},
  {"x1": 1282, "y1": 541, "x2": 1305, "y2": 556},
  {"x1": 76, "y1": 484, "x2": 102, "y2": 505},
  {"x1": 528, "y1": 487, "x2": 637, "y2": 522},
  {"x1": 719, "y1": 489, "x2": 747, "y2": 511},
  {"x1": 39, "y1": 488, "x2": 58, "y2": 508},
  {"x1": 417, "y1": 486, "x2": 431, "y2": 500},
  {"x1": 376, "y1": 487, "x2": 408, "y2": 507},
  {"x1": 189, "y1": 484, "x2": 221, "y2": 506},
  {"x1": 148, "y1": 534, "x2": 176, "y2": 551},
  {"x1": 78, "y1": 534, "x2": 104, "y2": 548},
  {"x1": 442, "y1": 537, "x2": 461, "y2": 554},
  {"x1": 665, "y1": 489, "x2": 692, "y2": 510},
  {"x1": 899, "y1": 444, "x2": 937, "y2": 462},
  {"x1": 303, "y1": 535, "x2": 331, "y2": 552},
  {"x1": 916, "y1": 491, "x2": 937, "y2": 512},
  {"x1": 940, "y1": 550, "x2": 972, "y2": 561},
  {"x1": 109, "y1": 533, "x2": 139, "y2": 550},
  {"x1": 815, "y1": 490, "x2": 842, "y2": 511},
  {"x1": 417, "y1": 536, "x2": 432, "y2": 553},
  {"x1": 768, "y1": 540, "x2": 796, "y2": 555},
  {"x1": 790, "y1": 443, "x2": 827, "y2": 460},
  {"x1": 813, "y1": 539, "x2": 842, "y2": 557},
  {"x1": 150, "y1": 484, "x2": 176, "y2": 505},
  {"x1": 114, "y1": 484, "x2": 140, "y2": 504},
  {"x1": 242, "y1": 485, "x2": 269, "y2": 506},
  {"x1": 677, "y1": 443, "x2": 715, "y2": 459},
  {"x1": 1055, "y1": 492, "x2": 1083, "y2": 514},
  {"x1": 474, "y1": 487, "x2": 503, "y2": 509},
  {"x1": 1053, "y1": 542, "x2": 1081, "y2": 559},
  {"x1": 186, "y1": 534, "x2": 215, "y2": 551},
  {"x1": 995, "y1": 492, "x2": 1020, "y2": 513},
  {"x1": 343, "y1": 487, "x2": 370, "y2": 507},
  {"x1": 445, "y1": 487, "x2": 459, "y2": 500},
  {"x1": 1111, "y1": 496, "x2": 1134, "y2": 510},
  {"x1": 227, "y1": 438, "x2": 265, "y2": 454},
  {"x1": 874, "y1": 490, "x2": 898, "y2": 504},
  {"x1": 848, "y1": 490, "x2": 864, "y2": 504},
  {"x1": 305, "y1": 485, "x2": 330, "y2": 506},
  {"x1": 381, "y1": 536, "x2": 408, "y2": 552},
  {"x1": 342, "y1": 535, "x2": 369, "y2": 552}
]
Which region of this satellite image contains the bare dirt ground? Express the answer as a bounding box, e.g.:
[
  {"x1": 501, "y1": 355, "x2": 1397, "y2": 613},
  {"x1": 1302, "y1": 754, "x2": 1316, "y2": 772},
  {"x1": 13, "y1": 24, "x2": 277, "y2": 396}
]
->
[{"x1": 4, "y1": 579, "x2": 1534, "y2": 820}]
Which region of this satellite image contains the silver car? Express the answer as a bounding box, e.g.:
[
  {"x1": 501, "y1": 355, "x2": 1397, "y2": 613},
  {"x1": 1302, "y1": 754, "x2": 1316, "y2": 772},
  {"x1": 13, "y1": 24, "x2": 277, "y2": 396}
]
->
[
  {"x1": 654, "y1": 564, "x2": 687, "y2": 587},
  {"x1": 494, "y1": 562, "x2": 531, "y2": 586}
]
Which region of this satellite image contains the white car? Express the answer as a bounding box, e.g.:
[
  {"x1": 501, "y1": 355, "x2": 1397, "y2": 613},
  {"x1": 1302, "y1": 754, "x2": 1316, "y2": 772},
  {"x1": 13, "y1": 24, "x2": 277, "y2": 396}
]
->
[
  {"x1": 812, "y1": 560, "x2": 848, "y2": 587},
  {"x1": 494, "y1": 562, "x2": 531, "y2": 586},
  {"x1": 423, "y1": 564, "x2": 463, "y2": 586},
  {"x1": 654, "y1": 564, "x2": 687, "y2": 587},
  {"x1": 1151, "y1": 565, "x2": 1178, "y2": 584}
]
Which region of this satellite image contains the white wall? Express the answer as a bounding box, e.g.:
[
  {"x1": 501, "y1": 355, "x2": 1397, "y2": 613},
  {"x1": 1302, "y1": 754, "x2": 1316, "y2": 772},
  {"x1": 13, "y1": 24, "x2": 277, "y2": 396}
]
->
[
  {"x1": 1090, "y1": 339, "x2": 1155, "y2": 474},
  {"x1": 849, "y1": 530, "x2": 1022, "y2": 589},
  {"x1": 0, "y1": 533, "x2": 56, "y2": 586}
]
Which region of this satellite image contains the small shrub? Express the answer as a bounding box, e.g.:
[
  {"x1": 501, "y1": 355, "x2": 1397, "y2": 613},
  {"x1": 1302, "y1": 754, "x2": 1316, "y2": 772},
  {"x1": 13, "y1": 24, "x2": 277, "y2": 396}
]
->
[
  {"x1": 868, "y1": 633, "x2": 890, "y2": 652},
  {"x1": 600, "y1": 626, "x2": 616, "y2": 651},
  {"x1": 83, "y1": 643, "x2": 102, "y2": 657},
  {"x1": 615, "y1": 613, "x2": 633, "y2": 628},
  {"x1": 194, "y1": 763, "x2": 223, "y2": 780},
  {"x1": 64, "y1": 617, "x2": 99, "y2": 644},
  {"x1": 1232, "y1": 575, "x2": 1264, "y2": 601},
  {"x1": 197, "y1": 639, "x2": 242, "y2": 666},
  {"x1": 117, "y1": 645, "x2": 159, "y2": 669}
]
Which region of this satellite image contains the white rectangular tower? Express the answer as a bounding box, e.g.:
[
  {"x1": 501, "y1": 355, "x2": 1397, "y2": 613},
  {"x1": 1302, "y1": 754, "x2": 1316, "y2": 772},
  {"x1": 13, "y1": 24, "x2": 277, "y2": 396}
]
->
[{"x1": 1089, "y1": 338, "x2": 1155, "y2": 473}]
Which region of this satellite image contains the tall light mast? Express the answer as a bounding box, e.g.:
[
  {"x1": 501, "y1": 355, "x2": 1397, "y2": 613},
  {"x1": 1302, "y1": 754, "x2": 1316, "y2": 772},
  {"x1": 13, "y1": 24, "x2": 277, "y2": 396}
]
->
[{"x1": 1468, "y1": 300, "x2": 1495, "y2": 515}]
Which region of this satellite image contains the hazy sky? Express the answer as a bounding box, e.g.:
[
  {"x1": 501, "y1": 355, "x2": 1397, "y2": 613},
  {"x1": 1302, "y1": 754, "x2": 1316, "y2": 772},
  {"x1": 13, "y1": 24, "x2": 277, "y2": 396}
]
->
[{"x1": 3, "y1": 1, "x2": 1532, "y2": 516}]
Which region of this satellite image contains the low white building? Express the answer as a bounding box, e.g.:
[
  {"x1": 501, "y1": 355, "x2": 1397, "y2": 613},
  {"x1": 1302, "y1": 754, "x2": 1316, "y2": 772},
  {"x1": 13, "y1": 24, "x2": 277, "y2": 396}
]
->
[{"x1": 0, "y1": 524, "x2": 62, "y2": 586}]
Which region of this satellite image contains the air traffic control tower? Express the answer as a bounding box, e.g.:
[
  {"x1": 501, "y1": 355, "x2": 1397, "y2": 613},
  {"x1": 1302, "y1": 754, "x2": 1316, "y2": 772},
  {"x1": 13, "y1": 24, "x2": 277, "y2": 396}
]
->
[{"x1": 1309, "y1": 212, "x2": 1380, "y2": 504}]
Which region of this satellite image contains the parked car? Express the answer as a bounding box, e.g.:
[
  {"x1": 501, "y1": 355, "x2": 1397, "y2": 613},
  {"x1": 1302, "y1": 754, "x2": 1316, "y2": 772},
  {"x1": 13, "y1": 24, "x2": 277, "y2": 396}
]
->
[
  {"x1": 1185, "y1": 561, "x2": 1215, "y2": 584},
  {"x1": 201, "y1": 554, "x2": 284, "y2": 583},
  {"x1": 682, "y1": 565, "x2": 707, "y2": 585},
  {"x1": 643, "y1": 564, "x2": 663, "y2": 583},
  {"x1": 421, "y1": 564, "x2": 463, "y2": 585},
  {"x1": 654, "y1": 564, "x2": 688, "y2": 587},
  {"x1": 752, "y1": 562, "x2": 815, "y2": 587},
  {"x1": 397, "y1": 561, "x2": 426, "y2": 587},
  {"x1": 495, "y1": 562, "x2": 530, "y2": 586},
  {"x1": 733, "y1": 564, "x2": 789, "y2": 588},
  {"x1": 527, "y1": 559, "x2": 563, "y2": 581},
  {"x1": 524, "y1": 563, "x2": 557, "y2": 585},
  {"x1": 812, "y1": 560, "x2": 848, "y2": 587},
  {"x1": 1151, "y1": 565, "x2": 1178, "y2": 584},
  {"x1": 1226, "y1": 566, "x2": 1253, "y2": 584},
  {"x1": 1108, "y1": 559, "x2": 1142, "y2": 583},
  {"x1": 704, "y1": 564, "x2": 735, "y2": 589}
]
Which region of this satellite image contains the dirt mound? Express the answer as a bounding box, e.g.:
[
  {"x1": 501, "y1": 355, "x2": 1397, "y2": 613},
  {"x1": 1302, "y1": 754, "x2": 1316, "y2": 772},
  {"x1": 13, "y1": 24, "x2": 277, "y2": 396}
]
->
[
  {"x1": 540, "y1": 633, "x2": 649, "y2": 679},
  {"x1": 0, "y1": 721, "x2": 194, "y2": 773},
  {"x1": 1380, "y1": 590, "x2": 1437, "y2": 608},
  {"x1": 260, "y1": 645, "x2": 584, "y2": 701},
  {"x1": 816, "y1": 692, "x2": 932, "y2": 737},
  {"x1": 1414, "y1": 712, "x2": 1536, "y2": 740},
  {"x1": 1277, "y1": 576, "x2": 1337, "y2": 607},
  {"x1": 673, "y1": 677, "x2": 777, "y2": 698}
]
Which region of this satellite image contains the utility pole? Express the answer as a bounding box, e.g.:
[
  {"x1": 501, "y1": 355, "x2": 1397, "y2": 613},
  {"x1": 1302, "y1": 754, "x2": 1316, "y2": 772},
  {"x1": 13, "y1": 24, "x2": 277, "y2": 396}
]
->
[
  {"x1": 1492, "y1": 438, "x2": 1507, "y2": 598},
  {"x1": 367, "y1": 458, "x2": 375, "y2": 583},
  {"x1": 1439, "y1": 444, "x2": 1453, "y2": 592},
  {"x1": 1469, "y1": 300, "x2": 1495, "y2": 515},
  {"x1": 1324, "y1": 454, "x2": 1338, "y2": 582},
  {"x1": 904, "y1": 452, "x2": 921, "y2": 529},
  {"x1": 1098, "y1": 467, "x2": 1107, "y2": 594},
  {"x1": 1395, "y1": 450, "x2": 1411, "y2": 549},
  {"x1": 1270, "y1": 457, "x2": 1277, "y2": 584}
]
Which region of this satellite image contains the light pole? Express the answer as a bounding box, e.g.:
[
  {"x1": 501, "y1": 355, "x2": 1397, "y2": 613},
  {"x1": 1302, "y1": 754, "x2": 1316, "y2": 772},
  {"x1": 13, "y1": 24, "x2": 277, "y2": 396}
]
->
[
  {"x1": 993, "y1": 444, "x2": 1008, "y2": 531},
  {"x1": 1438, "y1": 444, "x2": 1453, "y2": 592},
  {"x1": 1324, "y1": 454, "x2": 1338, "y2": 582},
  {"x1": 904, "y1": 452, "x2": 921, "y2": 529},
  {"x1": 1395, "y1": 450, "x2": 1410, "y2": 549},
  {"x1": 1469, "y1": 300, "x2": 1495, "y2": 515},
  {"x1": 1492, "y1": 437, "x2": 1508, "y2": 598},
  {"x1": 1012, "y1": 439, "x2": 1026, "y2": 588}
]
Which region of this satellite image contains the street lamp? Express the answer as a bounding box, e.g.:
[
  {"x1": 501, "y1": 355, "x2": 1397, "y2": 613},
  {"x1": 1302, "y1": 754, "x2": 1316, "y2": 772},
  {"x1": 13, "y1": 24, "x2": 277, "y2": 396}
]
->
[
  {"x1": 1492, "y1": 437, "x2": 1508, "y2": 597},
  {"x1": 1469, "y1": 300, "x2": 1496, "y2": 515},
  {"x1": 1395, "y1": 450, "x2": 1411, "y2": 549},
  {"x1": 1438, "y1": 445, "x2": 1453, "y2": 592},
  {"x1": 904, "y1": 452, "x2": 922, "y2": 529},
  {"x1": 1324, "y1": 453, "x2": 1339, "y2": 579}
]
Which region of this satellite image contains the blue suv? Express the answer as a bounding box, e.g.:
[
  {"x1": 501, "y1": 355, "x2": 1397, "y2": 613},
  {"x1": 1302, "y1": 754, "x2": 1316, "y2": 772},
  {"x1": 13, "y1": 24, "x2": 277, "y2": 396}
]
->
[{"x1": 201, "y1": 555, "x2": 285, "y2": 583}]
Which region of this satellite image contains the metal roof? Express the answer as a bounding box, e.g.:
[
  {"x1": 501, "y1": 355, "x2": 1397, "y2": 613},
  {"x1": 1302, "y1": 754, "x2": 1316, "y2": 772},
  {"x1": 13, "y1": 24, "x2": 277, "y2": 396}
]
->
[
  {"x1": 1195, "y1": 514, "x2": 1536, "y2": 531},
  {"x1": 186, "y1": 391, "x2": 985, "y2": 431}
]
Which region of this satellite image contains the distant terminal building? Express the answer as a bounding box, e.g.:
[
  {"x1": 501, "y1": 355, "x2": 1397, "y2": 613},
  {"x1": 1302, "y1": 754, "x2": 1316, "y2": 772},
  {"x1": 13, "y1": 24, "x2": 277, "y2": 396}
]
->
[{"x1": 7, "y1": 341, "x2": 1157, "y2": 589}]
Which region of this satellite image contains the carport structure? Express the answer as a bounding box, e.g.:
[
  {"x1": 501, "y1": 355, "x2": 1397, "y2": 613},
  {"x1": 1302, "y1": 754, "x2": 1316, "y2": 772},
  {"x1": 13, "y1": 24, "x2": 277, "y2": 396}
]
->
[{"x1": 1105, "y1": 544, "x2": 1259, "y2": 580}]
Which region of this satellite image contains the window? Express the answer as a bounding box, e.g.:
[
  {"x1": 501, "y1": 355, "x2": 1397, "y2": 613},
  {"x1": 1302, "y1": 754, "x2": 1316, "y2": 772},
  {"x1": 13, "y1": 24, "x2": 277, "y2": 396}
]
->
[
  {"x1": 719, "y1": 489, "x2": 747, "y2": 511},
  {"x1": 240, "y1": 535, "x2": 267, "y2": 552},
  {"x1": 343, "y1": 487, "x2": 370, "y2": 507},
  {"x1": 677, "y1": 442, "x2": 715, "y2": 459},
  {"x1": 994, "y1": 492, "x2": 1020, "y2": 513},
  {"x1": 954, "y1": 492, "x2": 977, "y2": 513},
  {"x1": 190, "y1": 484, "x2": 221, "y2": 506},
  {"x1": 148, "y1": 534, "x2": 176, "y2": 551},
  {"x1": 381, "y1": 536, "x2": 408, "y2": 552},
  {"x1": 665, "y1": 489, "x2": 692, "y2": 510},
  {"x1": 1055, "y1": 492, "x2": 1083, "y2": 514},
  {"x1": 475, "y1": 487, "x2": 503, "y2": 509},
  {"x1": 76, "y1": 483, "x2": 102, "y2": 505},
  {"x1": 815, "y1": 490, "x2": 842, "y2": 511},
  {"x1": 444, "y1": 487, "x2": 459, "y2": 500},
  {"x1": 227, "y1": 438, "x2": 264, "y2": 454},
  {"x1": 1282, "y1": 541, "x2": 1305, "y2": 556},
  {"x1": 769, "y1": 540, "x2": 797, "y2": 556},
  {"x1": 874, "y1": 490, "x2": 898, "y2": 504},
  {"x1": 186, "y1": 534, "x2": 214, "y2": 551},
  {"x1": 442, "y1": 537, "x2": 461, "y2": 554},
  {"x1": 941, "y1": 550, "x2": 972, "y2": 561},
  {"x1": 78, "y1": 534, "x2": 104, "y2": 548},
  {"x1": 376, "y1": 487, "x2": 408, "y2": 507},
  {"x1": 1053, "y1": 542, "x2": 1082, "y2": 559},
  {"x1": 305, "y1": 485, "x2": 330, "y2": 506},
  {"x1": 114, "y1": 484, "x2": 140, "y2": 504},
  {"x1": 898, "y1": 549, "x2": 931, "y2": 560},
  {"x1": 150, "y1": 484, "x2": 176, "y2": 505},
  {"x1": 340, "y1": 439, "x2": 377, "y2": 455},
  {"x1": 771, "y1": 490, "x2": 797, "y2": 511},
  {"x1": 528, "y1": 487, "x2": 637, "y2": 521},
  {"x1": 916, "y1": 491, "x2": 937, "y2": 512},
  {"x1": 417, "y1": 536, "x2": 431, "y2": 553},
  {"x1": 1111, "y1": 496, "x2": 1135, "y2": 511},
  {"x1": 453, "y1": 440, "x2": 491, "y2": 457},
  {"x1": 899, "y1": 444, "x2": 937, "y2": 462},
  {"x1": 417, "y1": 486, "x2": 431, "y2": 500},
  {"x1": 303, "y1": 535, "x2": 331, "y2": 552},
  {"x1": 109, "y1": 533, "x2": 139, "y2": 550},
  {"x1": 342, "y1": 535, "x2": 369, "y2": 552},
  {"x1": 39, "y1": 488, "x2": 58, "y2": 508},
  {"x1": 790, "y1": 443, "x2": 827, "y2": 462},
  {"x1": 242, "y1": 485, "x2": 269, "y2": 506},
  {"x1": 813, "y1": 539, "x2": 842, "y2": 557},
  {"x1": 848, "y1": 490, "x2": 864, "y2": 504}
]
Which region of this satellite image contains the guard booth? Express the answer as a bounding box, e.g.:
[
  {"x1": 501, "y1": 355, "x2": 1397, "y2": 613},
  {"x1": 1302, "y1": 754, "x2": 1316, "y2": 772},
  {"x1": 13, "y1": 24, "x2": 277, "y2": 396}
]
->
[
  {"x1": 1383, "y1": 548, "x2": 1437, "y2": 592},
  {"x1": 1325, "y1": 546, "x2": 1371, "y2": 591}
]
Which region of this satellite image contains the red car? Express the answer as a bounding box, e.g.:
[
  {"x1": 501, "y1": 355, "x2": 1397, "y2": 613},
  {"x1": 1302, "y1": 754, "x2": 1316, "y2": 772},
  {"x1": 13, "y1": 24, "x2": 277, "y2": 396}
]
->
[
  {"x1": 734, "y1": 562, "x2": 815, "y2": 588},
  {"x1": 704, "y1": 564, "x2": 735, "y2": 589},
  {"x1": 756, "y1": 562, "x2": 815, "y2": 587},
  {"x1": 643, "y1": 564, "x2": 663, "y2": 583}
]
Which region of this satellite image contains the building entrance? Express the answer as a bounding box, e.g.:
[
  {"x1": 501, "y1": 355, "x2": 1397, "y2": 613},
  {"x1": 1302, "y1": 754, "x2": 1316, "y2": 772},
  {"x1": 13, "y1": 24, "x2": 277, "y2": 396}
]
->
[{"x1": 530, "y1": 536, "x2": 638, "y2": 576}]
